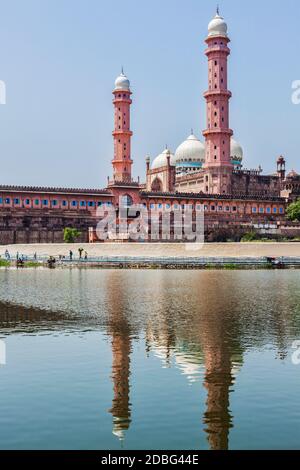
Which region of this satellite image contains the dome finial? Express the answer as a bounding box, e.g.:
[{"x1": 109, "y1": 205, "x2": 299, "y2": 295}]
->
[
  {"x1": 216, "y1": 4, "x2": 220, "y2": 15},
  {"x1": 121, "y1": 65, "x2": 124, "y2": 75},
  {"x1": 191, "y1": 128, "x2": 194, "y2": 135}
]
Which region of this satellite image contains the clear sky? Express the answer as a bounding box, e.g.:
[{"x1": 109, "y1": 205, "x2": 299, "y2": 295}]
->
[{"x1": 0, "y1": 0, "x2": 299, "y2": 188}]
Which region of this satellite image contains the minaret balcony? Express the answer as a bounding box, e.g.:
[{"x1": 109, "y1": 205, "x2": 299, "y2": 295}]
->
[
  {"x1": 205, "y1": 45, "x2": 230, "y2": 56},
  {"x1": 203, "y1": 128, "x2": 233, "y2": 137},
  {"x1": 204, "y1": 89, "x2": 232, "y2": 99},
  {"x1": 113, "y1": 97, "x2": 132, "y2": 105},
  {"x1": 112, "y1": 130, "x2": 133, "y2": 137},
  {"x1": 111, "y1": 158, "x2": 133, "y2": 164}
]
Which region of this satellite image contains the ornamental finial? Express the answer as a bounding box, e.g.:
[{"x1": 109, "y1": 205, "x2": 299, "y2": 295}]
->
[{"x1": 216, "y1": 5, "x2": 220, "y2": 16}]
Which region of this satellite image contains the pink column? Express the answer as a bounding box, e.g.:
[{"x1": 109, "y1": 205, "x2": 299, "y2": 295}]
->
[
  {"x1": 112, "y1": 71, "x2": 133, "y2": 183},
  {"x1": 203, "y1": 12, "x2": 233, "y2": 194}
]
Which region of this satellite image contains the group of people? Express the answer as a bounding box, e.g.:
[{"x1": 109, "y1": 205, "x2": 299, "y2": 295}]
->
[
  {"x1": 2, "y1": 248, "x2": 88, "y2": 263},
  {"x1": 4, "y1": 249, "x2": 34, "y2": 262},
  {"x1": 4, "y1": 250, "x2": 39, "y2": 261},
  {"x1": 69, "y1": 248, "x2": 88, "y2": 261}
]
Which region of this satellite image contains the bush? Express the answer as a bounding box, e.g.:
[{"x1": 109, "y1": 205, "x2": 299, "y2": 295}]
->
[
  {"x1": 63, "y1": 228, "x2": 81, "y2": 243},
  {"x1": 241, "y1": 231, "x2": 258, "y2": 242}
]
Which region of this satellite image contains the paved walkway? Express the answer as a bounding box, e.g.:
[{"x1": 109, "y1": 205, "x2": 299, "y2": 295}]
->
[{"x1": 1, "y1": 242, "x2": 300, "y2": 260}]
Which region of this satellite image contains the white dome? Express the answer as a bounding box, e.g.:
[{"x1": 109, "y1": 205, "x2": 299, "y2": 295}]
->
[
  {"x1": 114, "y1": 72, "x2": 130, "y2": 91},
  {"x1": 175, "y1": 133, "x2": 205, "y2": 163},
  {"x1": 230, "y1": 138, "x2": 243, "y2": 161},
  {"x1": 208, "y1": 13, "x2": 228, "y2": 38},
  {"x1": 151, "y1": 148, "x2": 176, "y2": 170}
]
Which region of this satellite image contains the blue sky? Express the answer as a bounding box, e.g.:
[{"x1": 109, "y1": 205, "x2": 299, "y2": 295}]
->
[{"x1": 0, "y1": 0, "x2": 299, "y2": 188}]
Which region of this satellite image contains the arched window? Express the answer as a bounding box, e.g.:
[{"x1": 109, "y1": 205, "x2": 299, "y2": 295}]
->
[{"x1": 151, "y1": 178, "x2": 163, "y2": 192}]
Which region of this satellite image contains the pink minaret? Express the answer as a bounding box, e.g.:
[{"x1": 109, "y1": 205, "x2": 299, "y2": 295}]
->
[
  {"x1": 203, "y1": 9, "x2": 233, "y2": 194},
  {"x1": 112, "y1": 70, "x2": 133, "y2": 183}
]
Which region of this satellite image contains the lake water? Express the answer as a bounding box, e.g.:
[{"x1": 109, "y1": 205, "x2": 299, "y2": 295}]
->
[{"x1": 0, "y1": 268, "x2": 300, "y2": 450}]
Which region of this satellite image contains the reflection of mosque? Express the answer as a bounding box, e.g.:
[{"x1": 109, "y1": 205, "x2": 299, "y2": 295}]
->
[
  {"x1": 146, "y1": 309, "x2": 241, "y2": 450},
  {"x1": 0, "y1": 270, "x2": 298, "y2": 450},
  {"x1": 104, "y1": 271, "x2": 295, "y2": 450},
  {"x1": 105, "y1": 306, "x2": 240, "y2": 449},
  {"x1": 104, "y1": 271, "x2": 244, "y2": 449}
]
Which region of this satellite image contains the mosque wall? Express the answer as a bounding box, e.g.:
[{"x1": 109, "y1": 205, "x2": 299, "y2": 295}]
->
[{"x1": 231, "y1": 172, "x2": 282, "y2": 196}]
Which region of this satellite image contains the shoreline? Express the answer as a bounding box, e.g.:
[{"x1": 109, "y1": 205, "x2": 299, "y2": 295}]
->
[
  {"x1": 1, "y1": 262, "x2": 300, "y2": 270},
  {"x1": 1, "y1": 242, "x2": 300, "y2": 270},
  {"x1": 1, "y1": 241, "x2": 300, "y2": 258}
]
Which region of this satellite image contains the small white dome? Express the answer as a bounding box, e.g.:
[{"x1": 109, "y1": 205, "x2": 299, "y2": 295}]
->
[
  {"x1": 175, "y1": 133, "x2": 205, "y2": 163},
  {"x1": 230, "y1": 138, "x2": 243, "y2": 161},
  {"x1": 151, "y1": 148, "x2": 176, "y2": 170},
  {"x1": 208, "y1": 13, "x2": 228, "y2": 38},
  {"x1": 114, "y1": 72, "x2": 130, "y2": 91}
]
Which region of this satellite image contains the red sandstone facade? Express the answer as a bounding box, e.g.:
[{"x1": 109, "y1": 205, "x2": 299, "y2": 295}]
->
[{"x1": 0, "y1": 10, "x2": 299, "y2": 244}]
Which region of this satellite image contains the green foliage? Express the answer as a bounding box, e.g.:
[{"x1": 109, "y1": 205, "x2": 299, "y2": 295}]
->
[
  {"x1": 223, "y1": 263, "x2": 237, "y2": 270},
  {"x1": 24, "y1": 261, "x2": 41, "y2": 268},
  {"x1": 63, "y1": 228, "x2": 81, "y2": 243},
  {"x1": 241, "y1": 231, "x2": 258, "y2": 242},
  {"x1": 286, "y1": 200, "x2": 300, "y2": 222},
  {"x1": 0, "y1": 259, "x2": 10, "y2": 267}
]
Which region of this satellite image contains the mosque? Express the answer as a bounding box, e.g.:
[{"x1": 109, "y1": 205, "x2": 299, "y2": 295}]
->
[{"x1": 0, "y1": 9, "x2": 300, "y2": 244}]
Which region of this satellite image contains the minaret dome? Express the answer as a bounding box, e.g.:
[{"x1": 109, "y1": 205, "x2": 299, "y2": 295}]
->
[
  {"x1": 114, "y1": 70, "x2": 130, "y2": 91},
  {"x1": 208, "y1": 10, "x2": 228, "y2": 38}
]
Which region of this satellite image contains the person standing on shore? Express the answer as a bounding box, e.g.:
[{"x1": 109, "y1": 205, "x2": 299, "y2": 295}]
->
[
  {"x1": 78, "y1": 248, "x2": 84, "y2": 259},
  {"x1": 84, "y1": 251, "x2": 88, "y2": 260},
  {"x1": 69, "y1": 250, "x2": 73, "y2": 261},
  {"x1": 5, "y1": 249, "x2": 10, "y2": 260}
]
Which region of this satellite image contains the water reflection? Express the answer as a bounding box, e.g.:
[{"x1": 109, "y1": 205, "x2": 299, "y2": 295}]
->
[
  {"x1": 105, "y1": 272, "x2": 135, "y2": 440},
  {"x1": 142, "y1": 284, "x2": 241, "y2": 450},
  {"x1": 101, "y1": 270, "x2": 300, "y2": 449},
  {"x1": 1, "y1": 270, "x2": 300, "y2": 449}
]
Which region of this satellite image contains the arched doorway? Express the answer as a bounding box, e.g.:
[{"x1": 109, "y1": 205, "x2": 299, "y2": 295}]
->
[{"x1": 121, "y1": 194, "x2": 133, "y2": 208}]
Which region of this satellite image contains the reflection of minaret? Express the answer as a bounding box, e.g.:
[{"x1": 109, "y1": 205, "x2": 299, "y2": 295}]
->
[
  {"x1": 106, "y1": 272, "x2": 133, "y2": 441},
  {"x1": 203, "y1": 340, "x2": 234, "y2": 450},
  {"x1": 196, "y1": 275, "x2": 242, "y2": 451},
  {"x1": 109, "y1": 320, "x2": 131, "y2": 440}
]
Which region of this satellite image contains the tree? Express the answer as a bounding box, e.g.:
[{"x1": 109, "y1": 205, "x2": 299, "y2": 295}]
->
[
  {"x1": 63, "y1": 228, "x2": 81, "y2": 243},
  {"x1": 286, "y1": 200, "x2": 300, "y2": 222}
]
